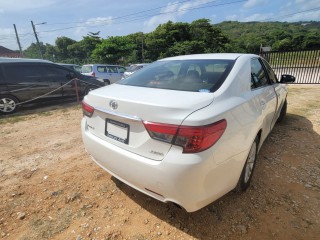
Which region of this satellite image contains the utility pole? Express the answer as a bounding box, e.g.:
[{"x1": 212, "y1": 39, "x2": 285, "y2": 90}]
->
[
  {"x1": 13, "y1": 24, "x2": 23, "y2": 58},
  {"x1": 31, "y1": 20, "x2": 43, "y2": 59}
]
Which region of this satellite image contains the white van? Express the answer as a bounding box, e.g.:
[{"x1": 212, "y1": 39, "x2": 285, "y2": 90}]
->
[{"x1": 81, "y1": 64, "x2": 126, "y2": 85}]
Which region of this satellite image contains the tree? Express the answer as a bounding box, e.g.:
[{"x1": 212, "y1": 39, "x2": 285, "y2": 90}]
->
[
  {"x1": 189, "y1": 19, "x2": 229, "y2": 52},
  {"x1": 54, "y1": 37, "x2": 76, "y2": 61},
  {"x1": 92, "y1": 36, "x2": 135, "y2": 64},
  {"x1": 23, "y1": 42, "x2": 47, "y2": 59},
  {"x1": 144, "y1": 19, "x2": 230, "y2": 61}
]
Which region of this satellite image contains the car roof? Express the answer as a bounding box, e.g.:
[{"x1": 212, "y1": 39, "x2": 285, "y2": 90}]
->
[
  {"x1": 0, "y1": 57, "x2": 52, "y2": 63},
  {"x1": 158, "y1": 53, "x2": 257, "y2": 61},
  {"x1": 82, "y1": 64, "x2": 123, "y2": 67},
  {"x1": 130, "y1": 63, "x2": 149, "y2": 66},
  {"x1": 57, "y1": 63, "x2": 80, "y2": 66}
]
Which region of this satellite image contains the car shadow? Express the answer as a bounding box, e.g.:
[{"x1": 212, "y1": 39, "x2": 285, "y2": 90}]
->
[
  {"x1": 0, "y1": 98, "x2": 80, "y2": 118},
  {"x1": 111, "y1": 113, "x2": 320, "y2": 239}
]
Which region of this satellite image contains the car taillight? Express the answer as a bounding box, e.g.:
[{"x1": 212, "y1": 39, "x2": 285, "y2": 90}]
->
[
  {"x1": 82, "y1": 101, "x2": 94, "y2": 117},
  {"x1": 91, "y1": 72, "x2": 95, "y2": 77},
  {"x1": 143, "y1": 119, "x2": 227, "y2": 153}
]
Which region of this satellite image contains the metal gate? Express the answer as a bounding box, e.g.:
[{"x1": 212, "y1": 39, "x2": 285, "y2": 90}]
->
[{"x1": 261, "y1": 49, "x2": 320, "y2": 84}]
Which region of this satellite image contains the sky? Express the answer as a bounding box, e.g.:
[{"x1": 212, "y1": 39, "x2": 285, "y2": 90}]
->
[{"x1": 0, "y1": 0, "x2": 319, "y2": 51}]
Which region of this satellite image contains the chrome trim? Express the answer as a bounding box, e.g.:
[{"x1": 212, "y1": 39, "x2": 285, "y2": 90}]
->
[{"x1": 95, "y1": 106, "x2": 141, "y2": 122}]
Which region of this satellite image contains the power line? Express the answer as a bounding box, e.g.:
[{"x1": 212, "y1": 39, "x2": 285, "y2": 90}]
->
[
  {"x1": 44, "y1": 0, "x2": 196, "y2": 26},
  {"x1": 262, "y1": 7, "x2": 320, "y2": 21},
  {"x1": 38, "y1": 0, "x2": 245, "y2": 34}
]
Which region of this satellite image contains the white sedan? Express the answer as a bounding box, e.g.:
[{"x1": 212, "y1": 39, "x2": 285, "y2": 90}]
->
[{"x1": 81, "y1": 53, "x2": 295, "y2": 212}]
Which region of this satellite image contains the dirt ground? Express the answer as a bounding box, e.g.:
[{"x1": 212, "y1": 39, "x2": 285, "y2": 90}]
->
[{"x1": 0, "y1": 85, "x2": 319, "y2": 240}]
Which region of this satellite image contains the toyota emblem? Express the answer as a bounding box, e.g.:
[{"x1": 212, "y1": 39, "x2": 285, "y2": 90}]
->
[{"x1": 109, "y1": 100, "x2": 118, "y2": 110}]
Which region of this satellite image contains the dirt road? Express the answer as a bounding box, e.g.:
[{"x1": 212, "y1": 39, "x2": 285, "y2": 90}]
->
[{"x1": 0, "y1": 85, "x2": 319, "y2": 240}]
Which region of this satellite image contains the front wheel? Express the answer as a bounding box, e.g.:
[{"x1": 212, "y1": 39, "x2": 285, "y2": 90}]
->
[
  {"x1": 277, "y1": 99, "x2": 287, "y2": 123},
  {"x1": 84, "y1": 86, "x2": 98, "y2": 96},
  {"x1": 0, "y1": 95, "x2": 19, "y2": 114},
  {"x1": 235, "y1": 136, "x2": 258, "y2": 192}
]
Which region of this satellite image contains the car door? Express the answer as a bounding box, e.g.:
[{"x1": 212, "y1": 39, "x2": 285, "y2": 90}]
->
[
  {"x1": 2, "y1": 63, "x2": 60, "y2": 102},
  {"x1": 105, "y1": 66, "x2": 119, "y2": 83},
  {"x1": 260, "y1": 58, "x2": 287, "y2": 128},
  {"x1": 250, "y1": 58, "x2": 278, "y2": 143},
  {"x1": 42, "y1": 65, "x2": 77, "y2": 97}
]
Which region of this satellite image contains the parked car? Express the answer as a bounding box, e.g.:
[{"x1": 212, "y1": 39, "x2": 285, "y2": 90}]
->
[
  {"x1": 81, "y1": 53, "x2": 295, "y2": 212},
  {"x1": 0, "y1": 58, "x2": 105, "y2": 114},
  {"x1": 58, "y1": 63, "x2": 82, "y2": 73},
  {"x1": 121, "y1": 63, "x2": 149, "y2": 79},
  {"x1": 81, "y1": 64, "x2": 126, "y2": 85}
]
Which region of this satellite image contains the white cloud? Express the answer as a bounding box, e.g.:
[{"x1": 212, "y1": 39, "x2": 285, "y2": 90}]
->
[
  {"x1": 295, "y1": 0, "x2": 320, "y2": 10},
  {"x1": 225, "y1": 13, "x2": 274, "y2": 22},
  {"x1": 283, "y1": 9, "x2": 320, "y2": 22},
  {"x1": 243, "y1": 13, "x2": 274, "y2": 21},
  {"x1": 143, "y1": 1, "x2": 179, "y2": 30},
  {"x1": 85, "y1": 17, "x2": 113, "y2": 26},
  {"x1": 225, "y1": 15, "x2": 238, "y2": 21},
  {"x1": 0, "y1": 28, "x2": 24, "y2": 50},
  {"x1": 143, "y1": 0, "x2": 212, "y2": 31},
  {"x1": 243, "y1": 0, "x2": 267, "y2": 8}
]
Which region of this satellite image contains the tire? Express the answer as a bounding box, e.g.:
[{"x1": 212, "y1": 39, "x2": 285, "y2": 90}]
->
[
  {"x1": 104, "y1": 79, "x2": 110, "y2": 85},
  {"x1": 235, "y1": 136, "x2": 258, "y2": 192},
  {"x1": 277, "y1": 99, "x2": 287, "y2": 123},
  {"x1": 0, "y1": 95, "x2": 19, "y2": 114},
  {"x1": 84, "y1": 86, "x2": 98, "y2": 96}
]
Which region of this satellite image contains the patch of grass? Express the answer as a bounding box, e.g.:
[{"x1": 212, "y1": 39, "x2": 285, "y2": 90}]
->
[
  {"x1": 37, "y1": 111, "x2": 53, "y2": 117},
  {"x1": 24, "y1": 208, "x2": 73, "y2": 239},
  {"x1": 0, "y1": 115, "x2": 27, "y2": 124}
]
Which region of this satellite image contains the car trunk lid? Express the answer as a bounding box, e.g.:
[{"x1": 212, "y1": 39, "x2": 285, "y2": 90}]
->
[{"x1": 84, "y1": 84, "x2": 214, "y2": 160}]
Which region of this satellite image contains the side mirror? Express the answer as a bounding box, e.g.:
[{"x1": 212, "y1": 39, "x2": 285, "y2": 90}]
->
[
  {"x1": 66, "y1": 72, "x2": 78, "y2": 80},
  {"x1": 280, "y1": 74, "x2": 295, "y2": 83}
]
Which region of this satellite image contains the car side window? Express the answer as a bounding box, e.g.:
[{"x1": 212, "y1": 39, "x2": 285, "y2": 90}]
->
[
  {"x1": 107, "y1": 66, "x2": 118, "y2": 73},
  {"x1": 250, "y1": 58, "x2": 269, "y2": 89},
  {"x1": 261, "y1": 58, "x2": 278, "y2": 84},
  {"x1": 118, "y1": 67, "x2": 126, "y2": 73},
  {"x1": 40, "y1": 65, "x2": 72, "y2": 82},
  {"x1": 97, "y1": 66, "x2": 106, "y2": 73},
  {"x1": 3, "y1": 63, "x2": 42, "y2": 83}
]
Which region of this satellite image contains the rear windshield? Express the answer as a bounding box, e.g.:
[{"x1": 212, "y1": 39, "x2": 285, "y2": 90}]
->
[
  {"x1": 117, "y1": 59, "x2": 234, "y2": 92},
  {"x1": 81, "y1": 65, "x2": 93, "y2": 73}
]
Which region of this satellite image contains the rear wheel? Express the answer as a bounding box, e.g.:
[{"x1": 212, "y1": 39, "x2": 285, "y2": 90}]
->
[
  {"x1": 236, "y1": 136, "x2": 258, "y2": 192},
  {"x1": 0, "y1": 95, "x2": 19, "y2": 114}
]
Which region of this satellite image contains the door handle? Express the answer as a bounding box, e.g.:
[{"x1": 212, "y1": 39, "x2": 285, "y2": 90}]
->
[{"x1": 260, "y1": 100, "x2": 266, "y2": 110}]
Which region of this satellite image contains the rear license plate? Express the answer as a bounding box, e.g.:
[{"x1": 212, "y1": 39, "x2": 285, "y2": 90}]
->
[{"x1": 105, "y1": 119, "x2": 129, "y2": 144}]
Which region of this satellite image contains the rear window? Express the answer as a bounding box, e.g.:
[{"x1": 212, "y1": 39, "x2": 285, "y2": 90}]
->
[
  {"x1": 118, "y1": 59, "x2": 234, "y2": 92},
  {"x1": 81, "y1": 65, "x2": 93, "y2": 73}
]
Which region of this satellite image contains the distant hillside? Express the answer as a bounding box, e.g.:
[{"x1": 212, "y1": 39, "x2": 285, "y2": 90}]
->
[{"x1": 215, "y1": 21, "x2": 320, "y2": 53}]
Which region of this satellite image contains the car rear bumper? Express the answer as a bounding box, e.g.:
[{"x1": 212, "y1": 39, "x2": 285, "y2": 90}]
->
[{"x1": 81, "y1": 118, "x2": 246, "y2": 212}]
